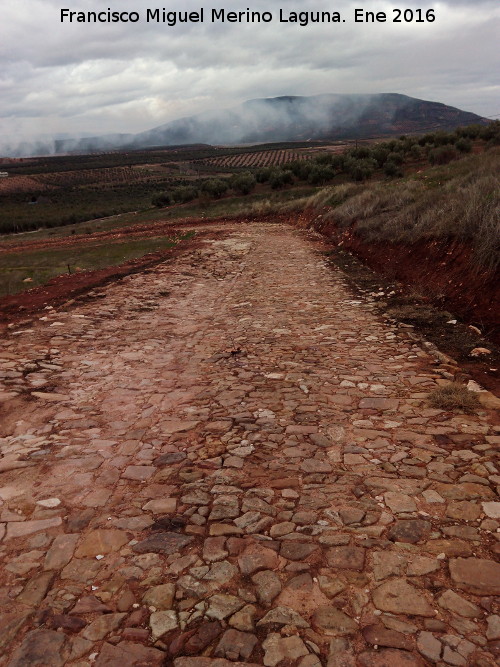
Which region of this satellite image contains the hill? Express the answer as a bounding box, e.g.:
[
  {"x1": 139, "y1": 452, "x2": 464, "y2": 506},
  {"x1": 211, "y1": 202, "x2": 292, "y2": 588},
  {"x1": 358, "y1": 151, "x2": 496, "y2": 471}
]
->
[
  {"x1": 131, "y1": 93, "x2": 487, "y2": 148},
  {"x1": 14, "y1": 93, "x2": 487, "y2": 157}
]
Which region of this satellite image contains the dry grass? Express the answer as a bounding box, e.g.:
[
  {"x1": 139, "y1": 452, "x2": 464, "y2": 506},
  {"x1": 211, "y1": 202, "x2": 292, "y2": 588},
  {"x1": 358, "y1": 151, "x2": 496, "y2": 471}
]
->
[
  {"x1": 428, "y1": 383, "x2": 480, "y2": 413},
  {"x1": 316, "y1": 149, "x2": 500, "y2": 271}
]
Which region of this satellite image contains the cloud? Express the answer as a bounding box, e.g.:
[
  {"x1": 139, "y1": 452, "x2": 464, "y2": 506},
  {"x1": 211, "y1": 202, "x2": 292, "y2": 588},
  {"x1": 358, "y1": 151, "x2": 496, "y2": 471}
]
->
[{"x1": 0, "y1": 0, "x2": 498, "y2": 154}]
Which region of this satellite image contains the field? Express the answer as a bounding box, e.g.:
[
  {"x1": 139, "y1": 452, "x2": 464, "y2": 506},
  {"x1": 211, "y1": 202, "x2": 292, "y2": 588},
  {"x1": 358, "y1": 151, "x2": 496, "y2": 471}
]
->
[
  {"x1": 0, "y1": 142, "x2": 333, "y2": 234},
  {"x1": 0, "y1": 233, "x2": 193, "y2": 298}
]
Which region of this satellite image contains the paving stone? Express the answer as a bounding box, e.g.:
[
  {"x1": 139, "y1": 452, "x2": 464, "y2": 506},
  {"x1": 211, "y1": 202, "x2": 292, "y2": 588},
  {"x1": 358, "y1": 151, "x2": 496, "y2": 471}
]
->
[
  {"x1": 437, "y1": 590, "x2": 481, "y2": 618},
  {"x1": 486, "y1": 615, "x2": 500, "y2": 640},
  {"x1": 262, "y1": 633, "x2": 309, "y2": 667},
  {"x1": 132, "y1": 531, "x2": 194, "y2": 555},
  {"x1": 81, "y1": 612, "x2": 127, "y2": 641},
  {"x1": 3, "y1": 223, "x2": 500, "y2": 667},
  {"x1": 8, "y1": 629, "x2": 68, "y2": 667},
  {"x1": 0, "y1": 611, "x2": 33, "y2": 653},
  {"x1": 122, "y1": 465, "x2": 156, "y2": 480},
  {"x1": 362, "y1": 624, "x2": 414, "y2": 650},
  {"x1": 449, "y1": 558, "x2": 500, "y2": 595},
  {"x1": 372, "y1": 579, "x2": 435, "y2": 617},
  {"x1": 384, "y1": 492, "x2": 417, "y2": 513},
  {"x1": 44, "y1": 533, "x2": 79, "y2": 570},
  {"x1": 326, "y1": 546, "x2": 365, "y2": 570},
  {"x1": 312, "y1": 606, "x2": 358, "y2": 636},
  {"x1": 142, "y1": 498, "x2": 177, "y2": 513},
  {"x1": 482, "y1": 501, "x2": 500, "y2": 519},
  {"x1": 358, "y1": 649, "x2": 425, "y2": 666},
  {"x1": 174, "y1": 660, "x2": 261, "y2": 667},
  {"x1": 6, "y1": 516, "x2": 62, "y2": 539},
  {"x1": 387, "y1": 519, "x2": 431, "y2": 544},
  {"x1": 252, "y1": 569, "x2": 282, "y2": 605},
  {"x1": 257, "y1": 606, "x2": 310, "y2": 628},
  {"x1": 143, "y1": 583, "x2": 176, "y2": 609},
  {"x1": 229, "y1": 604, "x2": 257, "y2": 631},
  {"x1": 75, "y1": 529, "x2": 128, "y2": 557},
  {"x1": 206, "y1": 594, "x2": 245, "y2": 620},
  {"x1": 183, "y1": 621, "x2": 223, "y2": 654},
  {"x1": 154, "y1": 452, "x2": 187, "y2": 466},
  {"x1": 280, "y1": 541, "x2": 318, "y2": 560},
  {"x1": 238, "y1": 544, "x2": 279, "y2": 575},
  {"x1": 417, "y1": 631, "x2": 442, "y2": 662},
  {"x1": 17, "y1": 571, "x2": 55, "y2": 606},
  {"x1": 215, "y1": 629, "x2": 258, "y2": 661},
  {"x1": 70, "y1": 595, "x2": 112, "y2": 614},
  {"x1": 94, "y1": 641, "x2": 165, "y2": 666}
]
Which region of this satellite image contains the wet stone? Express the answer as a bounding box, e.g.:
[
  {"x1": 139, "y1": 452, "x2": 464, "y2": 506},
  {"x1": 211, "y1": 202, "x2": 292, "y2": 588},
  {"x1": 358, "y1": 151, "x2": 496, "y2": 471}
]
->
[
  {"x1": 312, "y1": 606, "x2": 358, "y2": 636},
  {"x1": 143, "y1": 583, "x2": 176, "y2": 610},
  {"x1": 358, "y1": 649, "x2": 425, "y2": 666},
  {"x1": 44, "y1": 533, "x2": 79, "y2": 570},
  {"x1": 257, "y1": 606, "x2": 309, "y2": 628},
  {"x1": 132, "y1": 531, "x2": 194, "y2": 555},
  {"x1": 238, "y1": 544, "x2": 279, "y2": 575},
  {"x1": 449, "y1": 557, "x2": 500, "y2": 595},
  {"x1": 206, "y1": 594, "x2": 245, "y2": 620},
  {"x1": 17, "y1": 571, "x2": 55, "y2": 606},
  {"x1": 437, "y1": 590, "x2": 481, "y2": 618},
  {"x1": 387, "y1": 520, "x2": 431, "y2": 544},
  {"x1": 122, "y1": 465, "x2": 156, "y2": 480},
  {"x1": 215, "y1": 629, "x2": 258, "y2": 661},
  {"x1": 372, "y1": 579, "x2": 435, "y2": 617},
  {"x1": 252, "y1": 569, "x2": 282, "y2": 605},
  {"x1": 75, "y1": 529, "x2": 128, "y2": 557},
  {"x1": 8, "y1": 629, "x2": 68, "y2": 667},
  {"x1": 362, "y1": 624, "x2": 414, "y2": 650},
  {"x1": 95, "y1": 641, "x2": 165, "y2": 667},
  {"x1": 280, "y1": 541, "x2": 318, "y2": 560},
  {"x1": 262, "y1": 633, "x2": 309, "y2": 667},
  {"x1": 184, "y1": 621, "x2": 223, "y2": 654},
  {"x1": 327, "y1": 546, "x2": 365, "y2": 571},
  {"x1": 154, "y1": 451, "x2": 187, "y2": 466},
  {"x1": 149, "y1": 610, "x2": 178, "y2": 639},
  {"x1": 81, "y1": 612, "x2": 126, "y2": 641}
]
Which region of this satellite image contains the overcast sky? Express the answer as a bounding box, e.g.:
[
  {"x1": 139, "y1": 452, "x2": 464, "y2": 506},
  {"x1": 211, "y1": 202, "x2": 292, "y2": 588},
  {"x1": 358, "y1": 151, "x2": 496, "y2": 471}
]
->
[{"x1": 1, "y1": 0, "x2": 499, "y2": 146}]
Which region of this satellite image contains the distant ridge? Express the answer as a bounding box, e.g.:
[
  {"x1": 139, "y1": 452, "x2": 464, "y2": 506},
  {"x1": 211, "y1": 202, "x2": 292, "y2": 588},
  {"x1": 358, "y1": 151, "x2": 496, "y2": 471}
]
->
[
  {"x1": 129, "y1": 93, "x2": 488, "y2": 148},
  {"x1": 5, "y1": 93, "x2": 490, "y2": 157}
]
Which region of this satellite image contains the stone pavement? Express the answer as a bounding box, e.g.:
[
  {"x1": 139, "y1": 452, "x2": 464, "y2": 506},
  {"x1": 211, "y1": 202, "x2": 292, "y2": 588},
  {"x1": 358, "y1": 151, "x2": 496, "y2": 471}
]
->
[{"x1": 0, "y1": 222, "x2": 499, "y2": 667}]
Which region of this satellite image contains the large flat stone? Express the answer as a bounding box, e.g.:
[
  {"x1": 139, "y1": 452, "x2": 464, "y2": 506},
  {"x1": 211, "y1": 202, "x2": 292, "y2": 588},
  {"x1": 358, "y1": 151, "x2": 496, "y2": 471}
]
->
[
  {"x1": 75, "y1": 529, "x2": 128, "y2": 557},
  {"x1": 132, "y1": 531, "x2": 194, "y2": 555},
  {"x1": 372, "y1": 579, "x2": 435, "y2": 617},
  {"x1": 449, "y1": 558, "x2": 500, "y2": 595}
]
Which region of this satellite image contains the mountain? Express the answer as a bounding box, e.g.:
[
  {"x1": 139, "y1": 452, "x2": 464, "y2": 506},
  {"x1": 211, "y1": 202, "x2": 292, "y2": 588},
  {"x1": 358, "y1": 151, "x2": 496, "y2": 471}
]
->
[
  {"x1": 3, "y1": 93, "x2": 489, "y2": 157},
  {"x1": 129, "y1": 93, "x2": 488, "y2": 148}
]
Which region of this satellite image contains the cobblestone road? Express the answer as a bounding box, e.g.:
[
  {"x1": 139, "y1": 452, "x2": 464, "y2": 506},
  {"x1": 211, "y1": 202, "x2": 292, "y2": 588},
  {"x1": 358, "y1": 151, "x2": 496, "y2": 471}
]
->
[{"x1": 0, "y1": 223, "x2": 499, "y2": 667}]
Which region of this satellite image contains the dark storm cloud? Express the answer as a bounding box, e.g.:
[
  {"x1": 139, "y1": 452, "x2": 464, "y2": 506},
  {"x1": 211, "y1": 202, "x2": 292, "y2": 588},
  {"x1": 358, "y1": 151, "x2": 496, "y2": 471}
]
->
[{"x1": 0, "y1": 0, "x2": 498, "y2": 154}]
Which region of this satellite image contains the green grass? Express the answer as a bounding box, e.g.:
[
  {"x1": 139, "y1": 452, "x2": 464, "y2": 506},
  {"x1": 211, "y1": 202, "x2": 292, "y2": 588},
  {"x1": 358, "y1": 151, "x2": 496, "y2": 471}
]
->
[
  {"x1": 0, "y1": 186, "x2": 318, "y2": 244},
  {"x1": 0, "y1": 234, "x2": 190, "y2": 297}
]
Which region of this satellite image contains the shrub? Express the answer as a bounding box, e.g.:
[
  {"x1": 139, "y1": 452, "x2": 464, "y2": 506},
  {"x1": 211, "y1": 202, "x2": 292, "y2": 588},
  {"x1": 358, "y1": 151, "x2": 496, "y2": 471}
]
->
[
  {"x1": 455, "y1": 138, "x2": 472, "y2": 153},
  {"x1": 256, "y1": 167, "x2": 273, "y2": 183},
  {"x1": 387, "y1": 152, "x2": 404, "y2": 166},
  {"x1": 201, "y1": 179, "x2": 228, "y2": 199},
  {"x1": 269, "y1": 169, "x2": 294, "y2": 189},
  {"x1": 384, "y1": 161, "x2": 402, "y2": 178},
  {"x1": 171, "y1": 186, "x2": 198, "y2": 203},
  {"x1": 231, "y1": 172, "x2": 256, "y2": 195},
  {"x1": 152, "y1": 192, "x2": 172, "y2": 207},
  {"x1": 308, "y1": 165, "x2": 335, "y2": 185},
  {"x1": 429, "y1": 146, "x2": 459, "y2": 165},
  {"x1": 346, "y1": 158, "x2": 377, "y2": 182}
]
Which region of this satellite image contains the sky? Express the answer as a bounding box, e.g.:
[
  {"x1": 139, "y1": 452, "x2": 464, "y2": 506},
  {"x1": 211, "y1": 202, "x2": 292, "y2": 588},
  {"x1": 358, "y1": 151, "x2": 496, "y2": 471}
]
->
[{"x1": 1, "y1": 0, "x2": 499, "y2": 152}]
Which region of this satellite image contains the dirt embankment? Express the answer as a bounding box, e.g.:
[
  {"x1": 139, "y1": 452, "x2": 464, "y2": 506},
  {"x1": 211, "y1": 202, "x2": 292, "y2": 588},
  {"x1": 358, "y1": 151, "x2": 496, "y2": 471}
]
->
[{"x1": 312, "y1": 218, "x2": 499, "y2": 344}]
